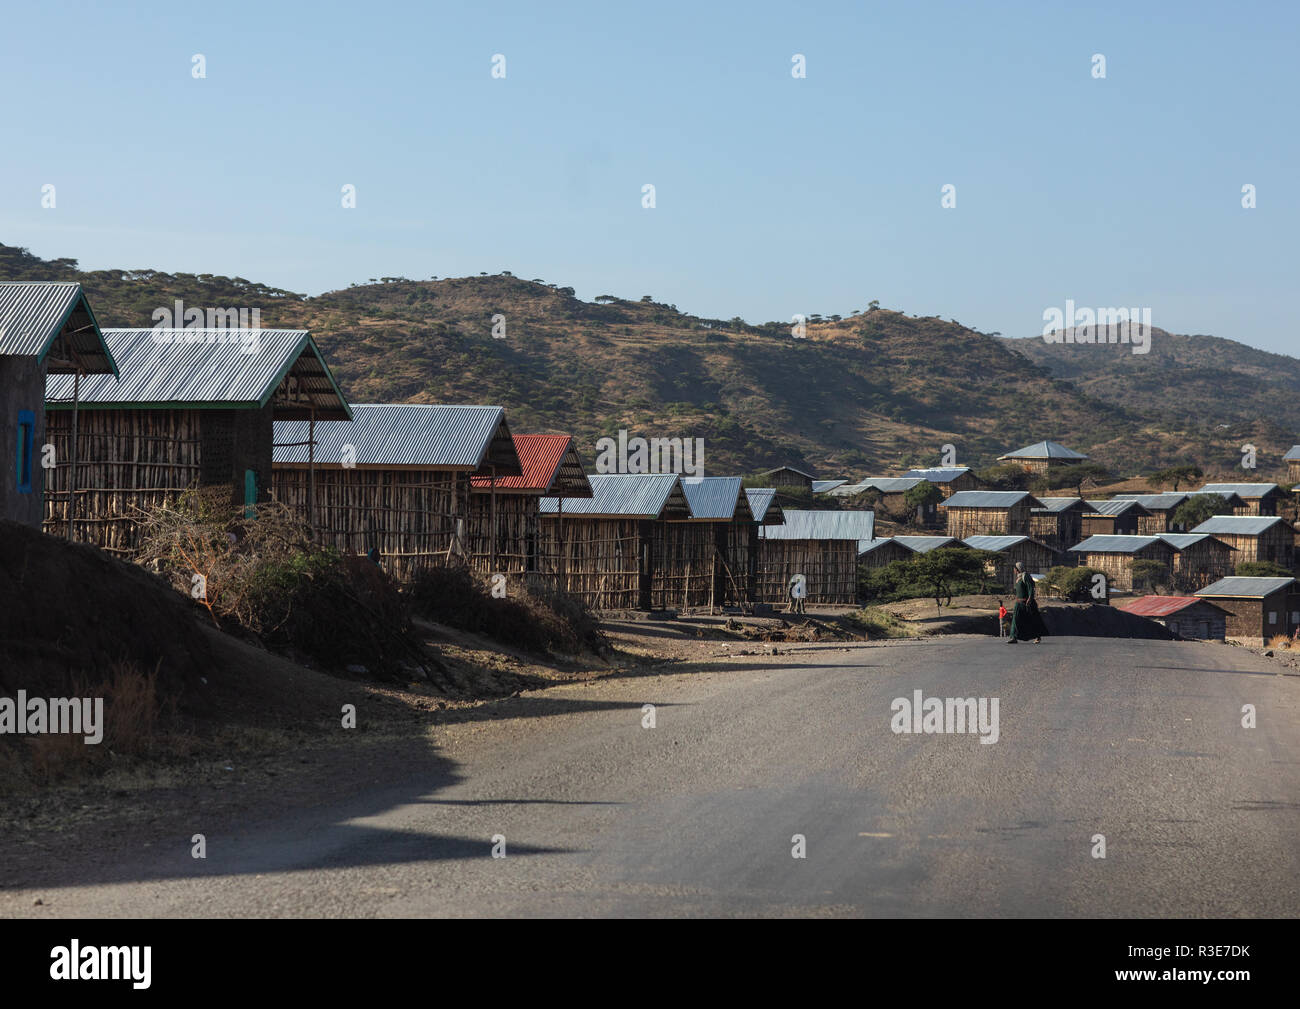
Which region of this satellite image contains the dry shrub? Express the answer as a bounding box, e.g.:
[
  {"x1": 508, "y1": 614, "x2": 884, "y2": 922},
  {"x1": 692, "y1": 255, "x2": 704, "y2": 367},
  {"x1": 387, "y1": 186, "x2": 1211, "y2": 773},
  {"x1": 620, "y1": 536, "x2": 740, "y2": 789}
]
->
[
  {"x1": 1266, "y1": 634, "x2": 1295, "y2": 651},
  {"x1": 6, "y1": 661, "x2": 179, "y2": 790},
  {"x1": 135, "y1": 489, "x2": 421, "y2": 679},
  {"x1": 406, "y1": 566, "x2": 609, "y2": 657}
]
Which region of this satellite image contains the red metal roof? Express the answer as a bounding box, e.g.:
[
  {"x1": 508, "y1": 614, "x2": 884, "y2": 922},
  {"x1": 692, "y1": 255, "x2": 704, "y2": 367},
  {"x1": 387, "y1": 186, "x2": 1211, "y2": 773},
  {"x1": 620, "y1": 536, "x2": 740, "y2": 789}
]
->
[
  {"x1": 469, "y1": 434, "x2": 589, "y2": 495},
  {"x1": 1118, "y1": 595, "x2": 1210, "y2": 618}
]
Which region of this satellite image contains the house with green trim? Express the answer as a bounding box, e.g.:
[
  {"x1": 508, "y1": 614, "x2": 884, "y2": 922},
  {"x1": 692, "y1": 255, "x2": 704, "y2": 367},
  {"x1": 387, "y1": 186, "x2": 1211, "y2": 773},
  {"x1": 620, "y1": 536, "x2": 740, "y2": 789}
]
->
[
  {"x1": 1, "y1": 282, "x2": 118, "y2": 529},
  {"x1": 44, "y1": 327, "x2": 350, "y2": 553}
]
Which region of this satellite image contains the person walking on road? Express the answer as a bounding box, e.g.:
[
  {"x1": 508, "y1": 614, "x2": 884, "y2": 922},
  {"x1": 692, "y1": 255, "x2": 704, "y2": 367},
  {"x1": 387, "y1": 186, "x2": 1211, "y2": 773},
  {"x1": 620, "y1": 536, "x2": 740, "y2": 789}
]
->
[{"x1": 1007, "y1": 562, "x2": 1044, "y2": 644}]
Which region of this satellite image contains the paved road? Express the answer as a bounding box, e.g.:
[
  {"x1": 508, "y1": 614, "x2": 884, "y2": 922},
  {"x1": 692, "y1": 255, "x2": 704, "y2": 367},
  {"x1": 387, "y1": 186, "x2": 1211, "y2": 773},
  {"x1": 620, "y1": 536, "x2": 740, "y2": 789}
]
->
[{"x1": 5, "y1": 636, "x2": 1299, "y2": 917}]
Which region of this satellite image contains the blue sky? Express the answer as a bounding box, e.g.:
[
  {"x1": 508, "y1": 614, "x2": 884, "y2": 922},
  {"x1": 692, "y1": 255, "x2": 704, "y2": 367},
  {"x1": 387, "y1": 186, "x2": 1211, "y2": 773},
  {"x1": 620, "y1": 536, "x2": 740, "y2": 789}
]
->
[{"x1": 1, "y1": 0, "x2": 1295, "y2": 352}]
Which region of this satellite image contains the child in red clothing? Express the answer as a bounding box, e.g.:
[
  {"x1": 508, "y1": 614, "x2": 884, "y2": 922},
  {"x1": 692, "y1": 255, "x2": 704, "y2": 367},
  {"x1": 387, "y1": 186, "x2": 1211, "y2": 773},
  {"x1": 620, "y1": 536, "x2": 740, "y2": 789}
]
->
[{"x1": 997, "y1": 600, "x2": 1008, "y2": 637}]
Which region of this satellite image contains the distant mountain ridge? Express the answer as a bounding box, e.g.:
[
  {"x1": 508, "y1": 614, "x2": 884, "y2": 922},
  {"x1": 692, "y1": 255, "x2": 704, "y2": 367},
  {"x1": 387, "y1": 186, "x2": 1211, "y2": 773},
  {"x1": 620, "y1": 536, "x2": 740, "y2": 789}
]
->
[{"x1": 3, "y1": 241, "x2": 1296, "y2": 481}]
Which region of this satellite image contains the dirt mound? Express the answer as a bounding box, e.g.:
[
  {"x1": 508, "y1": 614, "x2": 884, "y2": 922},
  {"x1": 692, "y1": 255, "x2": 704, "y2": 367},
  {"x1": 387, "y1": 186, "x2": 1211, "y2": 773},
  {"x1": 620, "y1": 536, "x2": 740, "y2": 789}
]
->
[
  {"x1": 0, "y1": 520, "x2": 212, "y2": 702},
  {"x1": 1040, "y1": 603, "x2": 1174, "y2": 640}
]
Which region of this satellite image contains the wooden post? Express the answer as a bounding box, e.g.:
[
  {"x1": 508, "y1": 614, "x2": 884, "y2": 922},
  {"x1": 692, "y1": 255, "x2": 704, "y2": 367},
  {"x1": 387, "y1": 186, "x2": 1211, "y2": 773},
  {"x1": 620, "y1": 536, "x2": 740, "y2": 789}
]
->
[
  {"x1": 490, "y1": 465, "x2": 497, "y2": 571},
  {"x1": 67, "y1": 369, "x2": 81, "y2": 540},
  {"x1": 308, "y1": 406, "x2": 316, "y2": 536}
]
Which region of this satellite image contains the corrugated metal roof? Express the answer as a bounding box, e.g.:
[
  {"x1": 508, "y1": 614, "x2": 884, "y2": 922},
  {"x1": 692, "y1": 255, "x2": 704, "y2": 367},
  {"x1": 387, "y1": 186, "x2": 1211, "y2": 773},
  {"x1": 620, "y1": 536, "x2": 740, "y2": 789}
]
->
[
  {"x1": 1112, "y1": 493, "x2": 1188, "y2": 509},
  {"x1": 998, "y1": 440, "x2": 1088, "y2": 460},
  {"x1": 942, "y1": 490, "x2": 1041, "y2": 509},
  {"x1": 1158, "y1": 533, "x2": 1226, "y2": 550},
  {"x1": 858, "y1": 537, "x2": 901, "y2": 556},
  {"x1": 894, "y1": 535, "x2": 959, "y2": 553},
  {"x1": 1084, "y1": 499, "x2": 1148, "y2": 516},
  {"x1": 275, "y1": 404, "x2": 515, "y2": 471},
  {"x1": 1285, "y1": 446, "x2": 1300, "y2": 462},
  {"x1": 681, "y1": 476, "x2": 752, "y2": 520},
  {"x1": 760, "y1": 509, "x2": 873, "y2": 542},
  {"x1": 1119, "y1": 595, "x2": 1219, "y2": 618},
  {"x1": 811, "y1": 479, "x2": 848, "y2": 494},
  {"x1": 758, "y1": 465, "x2": 816, "y2": 480},
  {"x1": 902, "y1": 467, "x2": 971, "y2": 483},
  {"x1": 0, "y1": 281, "x2": 117, "y2": 375},
  {"x1": 539, "y1": 473, "x2": 689, "y2": 519},
  {"x1": 48, "y1": 328, "x2": 348, "y2": 417},
  {"x1": 1190, "y1": 515, "x2": 1287, "y2": 535},
  {"x1": 1068, "y1": 534, "x2": 1165, "y2": 554},
  {"x1": 469, "y1": 434, "x2": 592, "y2": 496},
  {"x1": 962, "y1": 535, "x2": 1031, "y2": 551},
  {"x1": 858, "y1": 477, "x2": 926, "y2": 493},
  {"x1": 746, "y1": 488, "x2": 774, "y2": 519},
  {"x1": 1196, "y1": 576, "x2": 1296, "y2": 598},
  {"x1": 1031, "y1": 496, "x2": 1085, "y2": 513},
  {"x1": 1195, "y1": 483, "x2": 1279, "y2": 499}
]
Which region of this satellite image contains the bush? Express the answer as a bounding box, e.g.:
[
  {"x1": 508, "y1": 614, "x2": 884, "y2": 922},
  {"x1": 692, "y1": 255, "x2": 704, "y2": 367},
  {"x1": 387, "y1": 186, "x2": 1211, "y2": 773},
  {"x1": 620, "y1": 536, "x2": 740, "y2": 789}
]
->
[
  {"x1": 406, "y1": 567, "x2": 609, "y2": 657},
  {"x1": 858, "y1": 547, "x2": 996, "y2": 605},
  {"x1": 1237, "y1": 560, "x2": 1294, "y2": 579},
  {"x1": 1046, "y1": 565, "x2": 1105, "y2": 601},
  {"x1": 136, "y1": 488, "x2": 417, "y2": 679},
  {"x1": 1172, "y1": 494, "x2": 1229, "y2": 530},
  {"x1": 975, "y1": 463, "x2": 1031, "y2": 491},
  {"x1": 1131, "y1": 559, "x2": 1169, "y2": 594}
]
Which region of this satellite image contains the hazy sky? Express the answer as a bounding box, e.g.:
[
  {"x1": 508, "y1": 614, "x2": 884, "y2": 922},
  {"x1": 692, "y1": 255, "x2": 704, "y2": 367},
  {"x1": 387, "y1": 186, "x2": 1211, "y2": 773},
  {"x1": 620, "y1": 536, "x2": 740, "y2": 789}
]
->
[{"x1": 2, "y1": 1, "x2": 1295, "y2": 352}]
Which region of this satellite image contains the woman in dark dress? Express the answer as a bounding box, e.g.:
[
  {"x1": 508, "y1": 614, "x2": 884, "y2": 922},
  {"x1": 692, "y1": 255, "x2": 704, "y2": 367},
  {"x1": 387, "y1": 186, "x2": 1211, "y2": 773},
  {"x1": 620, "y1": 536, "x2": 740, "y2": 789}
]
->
[{"x1": 1006, "y1": 561, "x2": 1044, "y2": 644}]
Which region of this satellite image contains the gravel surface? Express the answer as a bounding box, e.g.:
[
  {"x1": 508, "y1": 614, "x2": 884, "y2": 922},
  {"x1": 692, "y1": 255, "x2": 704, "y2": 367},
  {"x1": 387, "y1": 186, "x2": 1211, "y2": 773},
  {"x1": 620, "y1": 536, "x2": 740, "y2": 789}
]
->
[{"x1": 3, "y1": 635, "x2": 1297, "y2": 918}]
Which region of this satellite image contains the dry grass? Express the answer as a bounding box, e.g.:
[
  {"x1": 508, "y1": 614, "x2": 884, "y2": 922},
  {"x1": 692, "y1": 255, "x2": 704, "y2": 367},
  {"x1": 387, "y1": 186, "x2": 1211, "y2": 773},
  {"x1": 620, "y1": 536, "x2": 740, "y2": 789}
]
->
[{"x1": 2, "y1": 661, "x2": 189, "y2": 792}]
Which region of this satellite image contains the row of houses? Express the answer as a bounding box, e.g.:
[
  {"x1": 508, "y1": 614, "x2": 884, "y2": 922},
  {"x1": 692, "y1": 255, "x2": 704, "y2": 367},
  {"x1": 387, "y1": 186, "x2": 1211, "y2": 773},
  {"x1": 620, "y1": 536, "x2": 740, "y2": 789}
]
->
[{"x1": 3, "y1": 281, "x2": 883, "y2": 611}]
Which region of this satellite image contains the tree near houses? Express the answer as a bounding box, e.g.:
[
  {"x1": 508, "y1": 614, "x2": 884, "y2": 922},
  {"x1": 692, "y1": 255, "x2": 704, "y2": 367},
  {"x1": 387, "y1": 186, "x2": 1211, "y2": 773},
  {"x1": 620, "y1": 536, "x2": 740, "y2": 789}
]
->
[
  {"x1": 1046, "y1": 566, "x2": 1105, "y2": 602},
  {"x1": 1131, "y1": 559, "x2": 1169, "y2": 594},
  {"x1": 913, "y1": 547, "x2": 992, "y2": 614},
  {"x1": 902, "y1": 480, "x2": 942, "y2": 525},
  {"x1": 1150, "y1": 464, "x2": 1203, "y2": 491},
  {"x1": 1172, "y1": 493, "x2": 1229, "y2": 529},
  {"x1": 1236, "y1": 560, "x2": 1293, "y2": 578}
]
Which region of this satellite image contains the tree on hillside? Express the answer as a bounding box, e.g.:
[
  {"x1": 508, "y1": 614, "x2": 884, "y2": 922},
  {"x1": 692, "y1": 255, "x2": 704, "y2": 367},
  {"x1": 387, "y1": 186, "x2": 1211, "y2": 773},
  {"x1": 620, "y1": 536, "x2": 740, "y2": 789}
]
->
[
  {"x1": 1150, "y1": 464, "x2": 1203, "y2": 490},
  {"x1": 1045, "y1": 461, "x2": 1112, "y2": 496},
  {"x1": 976, "y1": 463, "x2": 1031, "y2": 491},
  {"x1": 1172, "y1": 493, "x2": 1229, "y2": 530}
]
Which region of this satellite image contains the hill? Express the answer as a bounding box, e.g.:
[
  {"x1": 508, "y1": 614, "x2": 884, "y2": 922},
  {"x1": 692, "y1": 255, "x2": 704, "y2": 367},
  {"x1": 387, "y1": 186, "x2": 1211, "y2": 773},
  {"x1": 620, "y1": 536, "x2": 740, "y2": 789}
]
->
[{"x1": 3, "y1": 241, "x2": 1295, "y2": 480}]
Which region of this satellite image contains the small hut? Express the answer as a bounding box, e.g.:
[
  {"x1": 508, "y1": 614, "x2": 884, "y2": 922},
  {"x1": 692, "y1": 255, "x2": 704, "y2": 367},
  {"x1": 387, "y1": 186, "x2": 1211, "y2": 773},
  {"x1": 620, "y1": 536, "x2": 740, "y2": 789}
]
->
[
  {"x1": 675, "y1": 476, "x2": 757, "y2": 608},
  {"x1": 1284, "y1": 446, "x2": 1300, "y2": 487},
  {"x1": 902, "y1": 466, "x2": 984, "y2": 498},
  {"x1": 1193, "y1": 483, "x2": 1284, "y2": 517},
  {"x1": 1081, "y1": 499, "x2": 1150, "y2": 537},
  {"x1": 1, "y1": 282, "x2": 118, "y2": 529},
  {"x1": 1117, "y1": 596, "x2": 1229, "y2": 640},
  {"x1": 962, "y1": 535, "x2": 1057, "y2": 588},
  {"x1": 858, "y1": 535, "x2": 959, "y2": 569},
  {"x1": 1159, "y1": 533, "x2": 1236, "y2": 592},
  {"x1": 758, "y1": 509, "x2": 874, "y2": 604},
  {"x1": 831, "y1": 476, "x2": 939, "y2": 525},
  {"x1": 1189, "y1": 515, "x2": 1294, "y2": 570},
  {"x1": 1067, "y1": 535, "x2": 1175, "y2": 592},
  {"x1": 940, "y1": 490, "x2": 1043, "y2": 538},
  {"x1": 756, "y1": 466, "x2": 817, "y2": 490},
  {"x1": 1195, "y1": 576, "x2": 1300, "y2": 645},
  {"x1": 538, "y1": 473, "x2": 691, "y2": 610},
  {"x1": 1029, "y1": 497, "x2": 1087, "y2": 551},
  {"x1": 996, "y1": 440, "x2": 1088, "y2": 474},
  {"x1": 273, "y1": 403, "x2": 520, "y2": 579},
  {"x1": 466, "y1": 434, "x2": 592, "y2": 575},
  {"x1": 45, "y1": 327, "x2": 349, "y2": 552},
  {"x1": 1112, "y1": 493, "x2": 1189, "y2": 533}
]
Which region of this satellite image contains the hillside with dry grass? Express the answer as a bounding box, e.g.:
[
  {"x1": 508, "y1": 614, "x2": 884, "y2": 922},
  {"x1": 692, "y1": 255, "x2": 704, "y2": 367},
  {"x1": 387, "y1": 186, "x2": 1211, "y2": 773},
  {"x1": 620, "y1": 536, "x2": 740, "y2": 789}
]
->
[{"x1": 4, "y1": 241, "x2": 1295, "y2": 480}]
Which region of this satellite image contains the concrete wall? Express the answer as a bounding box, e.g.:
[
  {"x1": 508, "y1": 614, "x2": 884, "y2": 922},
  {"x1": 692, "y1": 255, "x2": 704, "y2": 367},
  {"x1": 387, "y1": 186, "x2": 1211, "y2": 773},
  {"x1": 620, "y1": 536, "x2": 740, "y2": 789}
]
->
[{"x1": 0, "y1": 356, "x2": 47, "y2": 528}]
